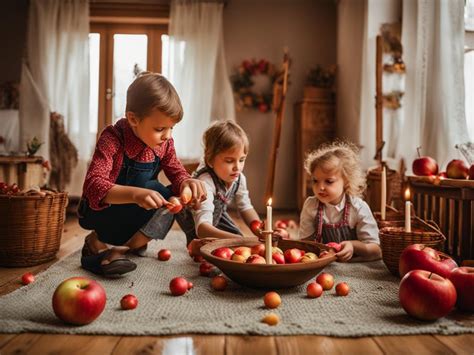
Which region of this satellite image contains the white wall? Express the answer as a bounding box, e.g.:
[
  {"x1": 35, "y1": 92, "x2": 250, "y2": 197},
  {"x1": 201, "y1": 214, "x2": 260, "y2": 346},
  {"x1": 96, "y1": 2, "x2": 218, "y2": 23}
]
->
[{"x1": 224, "y1": 0, "x2": 337, "y2": 213}]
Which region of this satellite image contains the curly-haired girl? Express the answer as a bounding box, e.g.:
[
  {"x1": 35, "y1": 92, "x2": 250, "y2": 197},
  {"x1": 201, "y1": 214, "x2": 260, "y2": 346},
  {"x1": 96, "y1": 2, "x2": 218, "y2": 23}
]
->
[{"x1": 298, "y1": 141, "x2": 381, "y2": 262}]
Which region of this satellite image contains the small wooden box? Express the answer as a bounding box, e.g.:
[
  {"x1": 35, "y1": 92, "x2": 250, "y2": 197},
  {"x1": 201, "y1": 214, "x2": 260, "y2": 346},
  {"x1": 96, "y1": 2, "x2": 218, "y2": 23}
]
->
[
  {"x1": 408, "y1": 176, "x2": 474, "y2": 261},
  {"x1": 0, "y1": 156, "x2": 45, "y2": 190}
]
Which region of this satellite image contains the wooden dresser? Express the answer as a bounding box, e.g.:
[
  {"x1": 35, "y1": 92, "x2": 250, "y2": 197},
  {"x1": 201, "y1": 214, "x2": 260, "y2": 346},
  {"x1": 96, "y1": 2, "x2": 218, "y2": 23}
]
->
[{"x1": 294, "y1": 92, "x2": 336, "y2": 210}]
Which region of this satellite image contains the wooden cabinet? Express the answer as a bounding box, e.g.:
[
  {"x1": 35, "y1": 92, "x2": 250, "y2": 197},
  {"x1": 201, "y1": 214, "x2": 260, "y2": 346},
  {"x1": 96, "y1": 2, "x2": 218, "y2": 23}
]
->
[{"x1": 294, "y1": 93, "x2": 336, "y2": 210}]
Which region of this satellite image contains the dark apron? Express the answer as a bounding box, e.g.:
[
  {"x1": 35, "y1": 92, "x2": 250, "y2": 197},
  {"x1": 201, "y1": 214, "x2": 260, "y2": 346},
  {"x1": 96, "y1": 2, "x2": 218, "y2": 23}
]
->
[
  {"x1": 78, "y1": 153, "x2": 173, "y2": 245},
  {"x1": 176, "y1": 166, "x2": 242, "y2": 245},
  {"x1": 313, "y1": 197, "x2": 357, "y2": 243}
]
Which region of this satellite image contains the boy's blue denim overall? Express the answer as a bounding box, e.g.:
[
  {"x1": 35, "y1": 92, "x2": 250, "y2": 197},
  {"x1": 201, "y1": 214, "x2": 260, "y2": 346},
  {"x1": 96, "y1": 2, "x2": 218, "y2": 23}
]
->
[{"x1": 78, "y1": 154, "x2": 174, "y2": 245}]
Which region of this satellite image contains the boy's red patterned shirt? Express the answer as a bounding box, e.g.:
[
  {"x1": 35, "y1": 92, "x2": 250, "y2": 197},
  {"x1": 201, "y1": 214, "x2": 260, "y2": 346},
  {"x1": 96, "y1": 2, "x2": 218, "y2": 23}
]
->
[{"x1": 82, "y1": 118, "x2": 190, "y2": 210}]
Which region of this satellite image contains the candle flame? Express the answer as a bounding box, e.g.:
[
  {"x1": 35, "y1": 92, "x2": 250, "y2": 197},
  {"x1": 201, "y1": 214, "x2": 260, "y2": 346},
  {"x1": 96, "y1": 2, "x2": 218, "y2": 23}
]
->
[
  {"x1": 267, "y1": 198, "x2": 272, "y2": 206},
  {"x1": 404, "y1": 188, "x2": 411, "y2": 201}
]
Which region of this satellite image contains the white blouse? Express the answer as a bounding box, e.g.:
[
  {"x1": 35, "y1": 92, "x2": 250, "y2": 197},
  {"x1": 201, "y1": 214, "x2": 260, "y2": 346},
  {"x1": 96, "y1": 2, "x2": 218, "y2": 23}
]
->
[
  {"x1": 297, "y1": 195, "x2": 380, "y2": 244},
  {"x1": 192, "y1": 170, "x2": 254, "y2": 231}
]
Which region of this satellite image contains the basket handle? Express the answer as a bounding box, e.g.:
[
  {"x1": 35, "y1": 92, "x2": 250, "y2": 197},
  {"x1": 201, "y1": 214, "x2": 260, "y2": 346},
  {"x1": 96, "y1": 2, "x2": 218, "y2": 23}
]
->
[{"x1": 413, "y1": 216, "x2": 446, "y2": 241}]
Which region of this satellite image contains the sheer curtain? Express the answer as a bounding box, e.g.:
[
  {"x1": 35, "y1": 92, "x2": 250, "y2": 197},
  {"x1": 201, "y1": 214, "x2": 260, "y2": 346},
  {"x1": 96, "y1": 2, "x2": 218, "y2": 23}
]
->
[
  {"x1": 399, "y1": 0, "x2": 469, "y2": 170},
  {"x1": 19, "y1": 0, "x2": 91, "y2": 194},
  {"x1": 163, "y1": 0, "x2": 235, "y2": 161}
]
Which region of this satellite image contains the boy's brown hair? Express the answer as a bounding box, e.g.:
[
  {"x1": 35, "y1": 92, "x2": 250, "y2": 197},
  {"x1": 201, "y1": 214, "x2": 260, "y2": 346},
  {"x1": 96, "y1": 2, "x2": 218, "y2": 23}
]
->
[
  {"x1": 304, "y1": 141, "x2": 366, "y2": 197},
  {"x1": 126, "y1": 72, "x2": 183, "y2": 121},
  {"x1": 203, "y1": 120, "x2": 249, "y2": 166}
]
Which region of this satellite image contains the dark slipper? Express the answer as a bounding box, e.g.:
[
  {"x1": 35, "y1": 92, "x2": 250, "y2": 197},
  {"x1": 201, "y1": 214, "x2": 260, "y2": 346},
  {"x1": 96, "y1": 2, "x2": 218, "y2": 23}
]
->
[{"x1": 81, "y1": 250, "x2": 137, "y2": 277}]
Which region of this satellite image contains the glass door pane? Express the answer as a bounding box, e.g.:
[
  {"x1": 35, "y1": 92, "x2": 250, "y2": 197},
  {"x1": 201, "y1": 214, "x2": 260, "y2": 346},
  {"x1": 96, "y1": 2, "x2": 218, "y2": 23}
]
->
[
  {"x1": 89, "y1": 33, "x2": 100, "y2": 134},
  {"x1": 113, "y1": 34, "x2": 148, "y2": 123}
]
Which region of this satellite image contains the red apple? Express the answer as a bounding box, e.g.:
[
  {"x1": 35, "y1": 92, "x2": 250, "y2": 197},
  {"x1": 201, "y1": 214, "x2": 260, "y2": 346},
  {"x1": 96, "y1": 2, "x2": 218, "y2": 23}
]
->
[
  {"x1": 21, "y1": 272, "x2": 35, "y2": 285},
  {"x1": 120, "y1": 294, "x2": 138, "y2": 310},
  {"x1": 246, "y1": 254, "x2": 266, "y2": 264},
  {"x1": 316, "y1": 272, "x2": 334, "y2": 290},
  {"x1": 263, "y1": 291, "x2": 281, "y2": 309},
  {"x1": 169, "y1": 277, "x2": 189, "y2": 296},
  {"x1": 180, "y1": 186, "x2": 192, "y2": 204},
  {"x1": 212, "y1": 247, "x2": 234, "y2": 260},
  {"x1": 335, "y1": 282, "x2": 350, "y2": 296},
  {"x1": 272, "y1": 252, "x2": 286, "y2": 264},
  {"x1": 250, "y1": 244, "x2": 265, "y2": 256},
  {"x1": 211, "y1": 275, "x2": 228, "y2": 291},
  {"x1": 166, "y1": 196, "x2": 183, "y2": 214},
  {"x1": 399, "y1": 244, "x2": 458, "y2": 278},
  {"x1": 284, "y1": 248, "x2": 303, "y2": 263},
  {"x1": 52, "y1": 277, "x2": 106, "y2": 325},
  {"x1": 157, "y1": 249, "x2": 171, "y2": 261},
  {"x1": 306, "y1": 282, "x2": 323, "y2": 298},
  {"x1": 326, "y1": 242, "x2": 342, "y2": 253},
  {"x1": 199, "y1": 261, "x2": 216, "y2": 277},
  {"x1": 275, "y1": 220, "x2": 288, "y2": 229},
  {"x1": 261, "y1": 313, "x2": 280, "y2": 326},
  {"x1": 250, "y1": 220, "x2": 264, "y2": 235},
  {"x1": 412, "y1": 148, "x2": 438, "y2": 176},
  {"x1": 319, "y1": 250, "x2": 330, "y2": 258},
  {"x1": 399, "y1": 270, "x2": 456, "y2": 321},
  {"x1": 233, "y1": 246, "x2": 252, "y2": 259},
  {"x1": 449, "y1": 267, "x2": 474, "y2": 312},
  {"x1": 469, "y1": 164, "x2": 474, "y2": 180},
  {"x1": 446, "y1": 159, "x2": 469, "y2": 179}
]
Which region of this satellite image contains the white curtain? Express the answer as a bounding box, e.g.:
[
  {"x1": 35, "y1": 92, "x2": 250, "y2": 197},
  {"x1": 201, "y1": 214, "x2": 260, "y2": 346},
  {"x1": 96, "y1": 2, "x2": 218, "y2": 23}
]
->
[
  {"x1": 400, "y1": 0, "x2": 469, "y2": 171},
  {"x1": 19, "y1": 0, "x2": 91, "y2": 194},
  {"x1": 164, "y1": 0, "x2": 235, "y2": 161}
]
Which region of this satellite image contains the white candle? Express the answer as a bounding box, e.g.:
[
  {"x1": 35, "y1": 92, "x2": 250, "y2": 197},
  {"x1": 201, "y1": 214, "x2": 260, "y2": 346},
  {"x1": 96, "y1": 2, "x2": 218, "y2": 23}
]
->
[
  {"x1": 381, "y1": 166, "x2": 386, "y2": 220},
  {"x1": 266, "y1": 198, "x2": 272, "y2": 232},
  {"x1": 404, "y1": 188, "x2": 411, "y2": 233},
  {"x1": 265, "y1": 198, "x2": 273, "y2": 264}
]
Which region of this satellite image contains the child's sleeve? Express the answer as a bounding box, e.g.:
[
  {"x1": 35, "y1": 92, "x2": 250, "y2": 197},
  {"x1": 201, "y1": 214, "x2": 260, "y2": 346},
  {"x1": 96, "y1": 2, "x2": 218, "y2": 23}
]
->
[
  {"x1": 192, "y1": 175, "x2": 216, "y2": 233},
  {"x1": 355, "y1": 201, "x2": 380, "y2": 244},
  {"x1": 82, "y1": 129, "x2": 121, "y2": 210},
  {"x1": 160, "y1": 138, "x2": 191, "y2": 195},
  {"x1": 297, "y1": 197, "x2": 318, "y2": 240},
  {"x1": 235, "y1": 174, "x2": 253, "y2": 212}
]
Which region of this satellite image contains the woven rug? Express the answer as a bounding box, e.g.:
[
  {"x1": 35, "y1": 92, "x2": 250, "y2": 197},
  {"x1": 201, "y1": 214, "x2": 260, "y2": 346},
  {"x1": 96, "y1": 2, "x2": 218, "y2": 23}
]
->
[{"x1": 0, "y1": 230, "x2": 472, "y2": 337}]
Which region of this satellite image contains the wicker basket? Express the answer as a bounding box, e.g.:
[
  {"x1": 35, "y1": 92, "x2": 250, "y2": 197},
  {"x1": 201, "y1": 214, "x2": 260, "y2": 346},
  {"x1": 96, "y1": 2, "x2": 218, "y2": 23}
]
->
[
  {"x1": 379, "y1": 217, "x2": 446, "y2": 277},
  {"x1": 0, "y1": 192, "x2": 68, "y2": 267}
]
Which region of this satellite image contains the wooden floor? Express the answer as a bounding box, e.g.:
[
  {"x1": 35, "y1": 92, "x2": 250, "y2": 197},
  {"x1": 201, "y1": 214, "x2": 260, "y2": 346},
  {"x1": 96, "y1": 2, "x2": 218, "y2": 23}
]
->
[{"x1": 0, "y1": 212, "x2": 473, "y2": 355}]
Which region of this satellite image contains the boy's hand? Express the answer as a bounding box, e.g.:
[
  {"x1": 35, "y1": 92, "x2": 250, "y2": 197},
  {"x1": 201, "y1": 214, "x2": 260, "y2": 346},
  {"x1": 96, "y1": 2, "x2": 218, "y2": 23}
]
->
[
  {"x1": 181, "y1": 178, "x2": 207, "y2": 208},
  {"x1": 133, "y1": 188, "x2": 167, "y2": 210},
  {"x1": 188, "y1": 237, "x2": 217, "y2": 257},
  {"x1": 273, "y1": 227, "x2": 290, "y2": 239},
  {"x1": 336, "y1": 241, "x2": 354, "y2": 262}
]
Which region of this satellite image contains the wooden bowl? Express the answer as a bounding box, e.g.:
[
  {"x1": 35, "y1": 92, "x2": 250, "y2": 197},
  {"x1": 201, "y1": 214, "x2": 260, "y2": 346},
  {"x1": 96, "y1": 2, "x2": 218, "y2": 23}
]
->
[{"x1": 200, "y1": 238, "x2": 336, "y2": 289}]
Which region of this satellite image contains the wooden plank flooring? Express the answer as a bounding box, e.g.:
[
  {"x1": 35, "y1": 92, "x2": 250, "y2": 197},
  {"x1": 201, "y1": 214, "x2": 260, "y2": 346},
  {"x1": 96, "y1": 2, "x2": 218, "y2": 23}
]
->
[{"x1": 0, "y1": 213, "x2": 473, "y2": 355}]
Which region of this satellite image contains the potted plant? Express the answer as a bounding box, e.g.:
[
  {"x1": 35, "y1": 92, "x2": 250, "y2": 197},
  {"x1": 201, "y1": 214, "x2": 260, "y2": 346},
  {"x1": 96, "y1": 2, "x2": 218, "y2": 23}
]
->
[{"x1": 304, "y1": 64, "x2": 336, "y2": 100}]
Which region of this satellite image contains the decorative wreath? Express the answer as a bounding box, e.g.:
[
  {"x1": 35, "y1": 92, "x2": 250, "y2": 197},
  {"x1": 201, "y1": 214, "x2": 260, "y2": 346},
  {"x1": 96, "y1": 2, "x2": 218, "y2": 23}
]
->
[{"x1": 230, "y1": 59, "x2": 278, "y2": 113}]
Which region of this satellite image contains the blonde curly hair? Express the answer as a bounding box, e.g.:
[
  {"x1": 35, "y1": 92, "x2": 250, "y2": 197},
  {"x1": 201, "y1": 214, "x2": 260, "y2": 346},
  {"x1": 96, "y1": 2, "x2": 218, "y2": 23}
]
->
[{"x1": 304, "y1": 141, "x2": 366, "y2": 197}]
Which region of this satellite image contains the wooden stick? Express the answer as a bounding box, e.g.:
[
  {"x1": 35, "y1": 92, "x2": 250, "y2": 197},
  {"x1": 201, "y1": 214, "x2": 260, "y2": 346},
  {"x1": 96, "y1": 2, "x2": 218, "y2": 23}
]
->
[
  {"x1": 375, "y1": 35, "x2": 384, "y2": 164},
  {"x1": 264, "y1": 50, "x2": 290, "y2": 202}
]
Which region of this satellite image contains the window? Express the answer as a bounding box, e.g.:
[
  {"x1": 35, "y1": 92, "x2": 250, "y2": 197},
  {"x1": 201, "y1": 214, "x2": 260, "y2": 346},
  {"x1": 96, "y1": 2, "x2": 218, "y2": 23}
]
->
[
  {"x1": 464, "y1": 0, "x2": 474, "y2": 140},
  {"x1": 89, "y1": 23, "x2": 167, "y2": 135}
]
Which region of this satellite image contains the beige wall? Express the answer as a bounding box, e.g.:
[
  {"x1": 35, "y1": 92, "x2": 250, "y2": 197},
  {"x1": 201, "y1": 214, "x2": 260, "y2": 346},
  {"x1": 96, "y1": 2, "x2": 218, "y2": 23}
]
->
[
  {"x1": 0, "y1": 0, "x2": 28, "y2": 82},
  {"x1": 223, "y1": 0, "x2": 337, "y2": 213}
]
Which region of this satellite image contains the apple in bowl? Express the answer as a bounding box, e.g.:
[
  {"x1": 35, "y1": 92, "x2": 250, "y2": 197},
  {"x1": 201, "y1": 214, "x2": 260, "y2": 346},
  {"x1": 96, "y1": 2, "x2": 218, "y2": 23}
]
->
[{"x1": 399, "y1": 244, "x2": 457, "y2": 278}]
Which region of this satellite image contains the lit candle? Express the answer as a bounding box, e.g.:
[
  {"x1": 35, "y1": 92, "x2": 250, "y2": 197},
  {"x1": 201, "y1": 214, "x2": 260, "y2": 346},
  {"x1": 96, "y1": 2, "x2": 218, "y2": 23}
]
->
[
  {"x1": 265, "y1": 198, "x2": 273, "y2": 264},
  {"x1": 404, "y1": 188, "x2": 411, "y2": 233},
  {"x1": 266, "y1": 198, "x2": 273, "y2": 232},
  {"x1": 381, "y1": 166, "x2": 386, "y2": 220}
]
